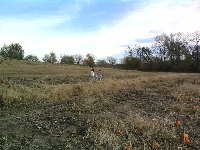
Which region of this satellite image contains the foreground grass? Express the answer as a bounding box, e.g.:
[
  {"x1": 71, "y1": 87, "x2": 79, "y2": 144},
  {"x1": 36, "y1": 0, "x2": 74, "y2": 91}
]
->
[{"x1": 0, "y1": 60, "x2": 200, "y2": 149}]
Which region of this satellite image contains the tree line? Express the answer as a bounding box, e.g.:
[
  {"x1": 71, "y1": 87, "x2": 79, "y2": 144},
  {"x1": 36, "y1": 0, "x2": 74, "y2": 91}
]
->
[
  {"x1": 0, "y1": 31, "x2": 200, "y2": 72},
  {"x1": 0, "y1": 43, "x2": 116, "y2": 68},
  {"x1": 122, "y1": 31, "x2": 200, "y2": 72}
]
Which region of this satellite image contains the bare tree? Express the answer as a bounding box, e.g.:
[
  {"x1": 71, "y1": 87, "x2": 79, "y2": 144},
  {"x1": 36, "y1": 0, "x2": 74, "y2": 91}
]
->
[
  {"x1": 107, "y1": 56, "x2": 117, "y2": 66},
  {"x1": 187, "y1": 31, "x2": 200, "y2": 71},
  {"x1": 74, "y1": 54, "x2": 83, "y2": 65}
]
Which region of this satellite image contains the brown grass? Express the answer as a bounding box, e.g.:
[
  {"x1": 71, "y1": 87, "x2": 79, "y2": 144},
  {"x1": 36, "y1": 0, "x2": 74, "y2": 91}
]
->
[{"x1": 0, "y1": 59, "x2": 199, "y2": 149}]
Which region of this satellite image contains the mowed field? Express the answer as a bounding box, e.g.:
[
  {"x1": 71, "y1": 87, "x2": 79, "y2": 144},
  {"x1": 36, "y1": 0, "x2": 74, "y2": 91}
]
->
[{"x1": 0, "y1": 59, "x2": 200, "y2": 150}]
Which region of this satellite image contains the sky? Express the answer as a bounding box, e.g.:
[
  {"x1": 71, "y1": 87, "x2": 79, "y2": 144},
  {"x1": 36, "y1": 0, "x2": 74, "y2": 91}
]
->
[{"x1": 0, "y1": 0, "x2": 200, "y2": 61}]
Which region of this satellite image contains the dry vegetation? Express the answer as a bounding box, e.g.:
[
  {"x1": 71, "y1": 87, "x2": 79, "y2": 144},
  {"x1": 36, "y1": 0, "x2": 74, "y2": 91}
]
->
[{"x1": 0, "y1": 59, "x2": 200, "y2": 150}]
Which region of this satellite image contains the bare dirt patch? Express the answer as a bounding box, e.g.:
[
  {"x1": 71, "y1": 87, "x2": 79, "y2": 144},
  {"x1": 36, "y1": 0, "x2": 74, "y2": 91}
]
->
[
  {"x1": 0, "y1": 84, "x2": 199, "y2": 149},
  {"x1": 0, "y1": 62, "x2": 199, "y2": 149}
]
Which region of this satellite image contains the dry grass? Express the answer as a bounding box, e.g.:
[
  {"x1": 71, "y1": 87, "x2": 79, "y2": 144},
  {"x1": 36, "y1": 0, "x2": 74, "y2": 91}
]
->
[{"x1": 0, "y1": 59, "x2": 200, "y2": 149}]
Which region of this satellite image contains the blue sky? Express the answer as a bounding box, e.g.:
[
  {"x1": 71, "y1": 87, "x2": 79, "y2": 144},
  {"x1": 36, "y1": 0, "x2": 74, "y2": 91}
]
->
[{"x1": 0, "y1": 0, "x2": 200, "y2": 60}]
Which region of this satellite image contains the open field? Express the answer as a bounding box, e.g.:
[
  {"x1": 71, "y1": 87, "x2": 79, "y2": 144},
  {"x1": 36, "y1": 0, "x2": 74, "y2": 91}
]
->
[{"x1": 0, "y1": 60, "x2": 200, "y2": 149}]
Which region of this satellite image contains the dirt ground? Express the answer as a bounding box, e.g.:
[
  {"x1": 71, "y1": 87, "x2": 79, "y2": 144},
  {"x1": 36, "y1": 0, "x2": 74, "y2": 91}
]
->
[
  {"x1": 0, "y1": 89, "x2": 199, "y2": 149},
  {"x1": 0, "y1": 71, "x2": 200, "y2": 150}
]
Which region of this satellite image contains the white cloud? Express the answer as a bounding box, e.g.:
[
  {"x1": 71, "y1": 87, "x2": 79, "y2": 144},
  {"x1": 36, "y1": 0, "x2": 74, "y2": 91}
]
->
[
  {"x1": 73, "y1": 0, "x2": 200, "y2": 58},
  {"x1": 92, "y1": 0, "x2": 200, "y2": 54},
  {"x1": 0, "y1": 0, "x2": 200, "y2": 60}
]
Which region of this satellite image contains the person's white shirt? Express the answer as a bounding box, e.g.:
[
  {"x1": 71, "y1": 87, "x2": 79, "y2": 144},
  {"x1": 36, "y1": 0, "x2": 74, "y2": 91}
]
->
[{"x1": 91, "y1": 71, "x2": 94, "y2": 76}]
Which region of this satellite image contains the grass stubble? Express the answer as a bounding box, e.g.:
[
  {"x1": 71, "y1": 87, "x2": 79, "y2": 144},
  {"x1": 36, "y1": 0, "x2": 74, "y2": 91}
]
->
[{"x1": 0, "y1": 59, "x2": 199, "y2": 149}]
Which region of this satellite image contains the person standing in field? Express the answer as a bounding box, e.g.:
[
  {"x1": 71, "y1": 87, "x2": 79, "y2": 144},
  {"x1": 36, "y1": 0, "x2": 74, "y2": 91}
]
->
[
  {"x1": 97, "y1": 69, "x2": 102, "y2": 80},
  {"x1": 91, "y1": 69, "x2": 95, "y2": 81}
]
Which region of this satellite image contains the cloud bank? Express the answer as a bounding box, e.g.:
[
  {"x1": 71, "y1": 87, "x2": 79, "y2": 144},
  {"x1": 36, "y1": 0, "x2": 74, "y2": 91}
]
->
[{"x1": 0, "y1": 0, "x2": 200, "y2": 60}]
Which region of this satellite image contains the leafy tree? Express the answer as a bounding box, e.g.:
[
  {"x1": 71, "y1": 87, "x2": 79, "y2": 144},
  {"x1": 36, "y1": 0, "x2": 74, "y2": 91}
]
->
[
  {"x1": 83, "y1": 53, "x2": 95, "y2": 67},
  {"x1": 60, "y1": 54, "x2": 75, "y2": 64},
  {"x1": 24, "y1": 54, "x2": 39, "y2": 61},
  {"x1": 123, "y1": 56, "x2": 141, "y2": 69},
  {"x1": 42, "y1": 52, "x2": 57, "y2": 64},
  {"x1": 0, "y1": 43, "x2": 24, "y2": 60}
]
